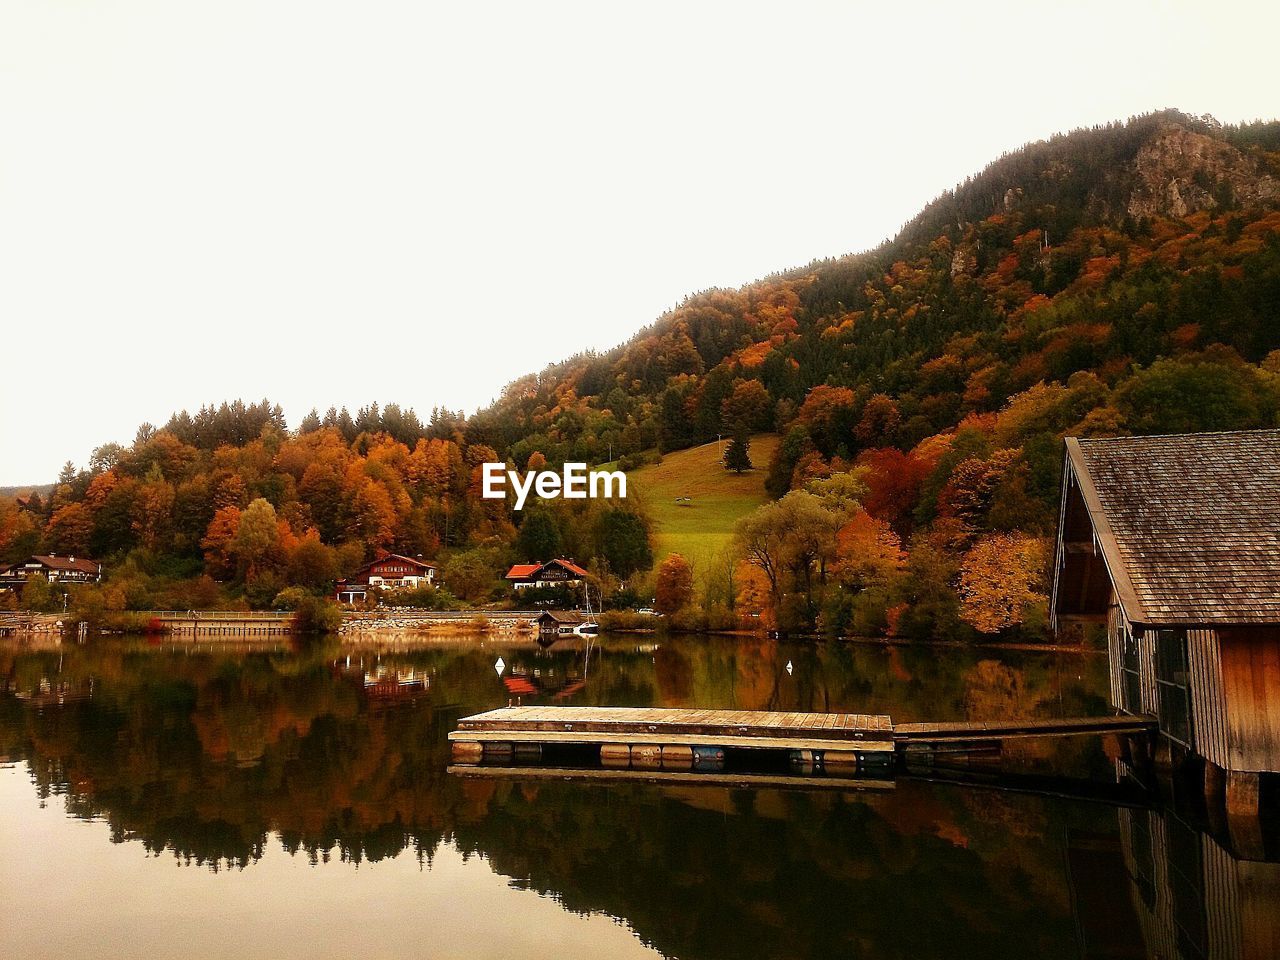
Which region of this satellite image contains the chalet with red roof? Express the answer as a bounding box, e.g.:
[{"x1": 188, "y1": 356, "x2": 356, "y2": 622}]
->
[
  {"x1": 0, "y1": 555, "x2": 102, "y2": 594},
  {"x1": 334, "y1": 553, "x2": 436, "y2": 604},
  {"x1": 504, "y1": 558, "x2": 589, "y2": 590}
]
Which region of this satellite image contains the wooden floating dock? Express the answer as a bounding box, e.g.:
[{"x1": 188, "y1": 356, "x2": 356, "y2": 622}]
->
[
  {"x1": 893, "y1": 714, "x2": 1156, "y2": 744},
  {"x1": 452, "y1": 706, "x2": 894, "y2": 752},
  {"x1": 449, "y1": 705, "x2": 1157, "y2": 769}
]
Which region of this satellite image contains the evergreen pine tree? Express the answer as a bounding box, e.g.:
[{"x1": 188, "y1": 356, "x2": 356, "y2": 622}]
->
[{"x1": 724, "y1": 431, "x2": 752, "y2": 473}]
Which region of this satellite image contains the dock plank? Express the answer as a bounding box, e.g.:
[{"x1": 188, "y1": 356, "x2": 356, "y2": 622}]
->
[
  {"x1": 892, "y1": 714, "x2": 1156, "y2": 742},
  {"x1": 451, "y1": 706, "x2": 897, "y2": 752}
]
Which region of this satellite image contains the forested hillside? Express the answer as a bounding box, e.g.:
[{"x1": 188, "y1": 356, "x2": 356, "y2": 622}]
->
[
  {"x1": 463, "y1": 110, "x2": 1280, "y2": 637},
  {"x1": 4, "y1": 110, "x2": 1279, "y2": 638}
]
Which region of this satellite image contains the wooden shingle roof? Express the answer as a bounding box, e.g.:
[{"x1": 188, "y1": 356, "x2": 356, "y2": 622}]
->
[
  {"x1": 538, "y1": 610, "x2": 590, "y2": 624},
  {"x1": 1068, "y1": 430, "x2": 1280, "y2": 625}
]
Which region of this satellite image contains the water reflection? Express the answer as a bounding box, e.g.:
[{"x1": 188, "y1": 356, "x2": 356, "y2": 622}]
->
[{"x1": 0, "y1": 635, "x2": 1272, "y2": 960}]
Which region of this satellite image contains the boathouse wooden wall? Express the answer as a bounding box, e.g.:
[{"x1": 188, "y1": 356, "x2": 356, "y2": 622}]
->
[
  {"x1": 1188, "y1": 628, "x2": 1229, "y2": 771},
  {"x1": 1108, "y1": 617, "x2": 1280, "y2": 775},
  {"x1": 1218, "y1": 627, "x2": 1280, "y2": 774},
  {"x1": 1106, "y1": 602, "x2": 1122, "y2": 707},
  {"x1": 1106, "y1": 600, "x2": 1236, "y2": 771},
  {"x1": 1139, "y1": 632, "x2": 1157, "y2": 728},
  {"x1": 1104, "y1": 598, "x2": 1156, "y2": 723}
]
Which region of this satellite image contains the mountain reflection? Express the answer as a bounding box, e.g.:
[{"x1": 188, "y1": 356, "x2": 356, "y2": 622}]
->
[{"x1": 1, "y1": 636, "x2": 1269, "y2": 960}]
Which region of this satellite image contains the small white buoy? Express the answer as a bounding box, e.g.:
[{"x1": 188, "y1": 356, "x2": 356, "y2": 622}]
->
[
  {"x1": 495, "y1": 657, "x2": 506, "y2": 677},
  {"x1": 786, "y1": 660, "x2": 793, "y2": 676}
]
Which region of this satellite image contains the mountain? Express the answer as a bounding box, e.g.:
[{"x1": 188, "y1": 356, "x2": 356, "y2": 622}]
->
[
  {"x1": 467, "y1": 110, "x2": 1280, "y2": 471},
  {"x1": 0, "y1": 485, "x2": 53, "y2": 499},
  {"x1": 4, "y1": 109, "x2": 1280, "y2": 638}
]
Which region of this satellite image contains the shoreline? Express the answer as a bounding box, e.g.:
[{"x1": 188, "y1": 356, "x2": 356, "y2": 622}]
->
[{"x1": 0, "y1": 612, "x2": 1101, "y2": 655}]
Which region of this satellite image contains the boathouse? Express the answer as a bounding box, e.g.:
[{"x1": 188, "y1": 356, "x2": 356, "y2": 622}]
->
[
  {"x1": 1050, "y1": 429, "x2": 1280, "y2": 813},
  {"x1": 536, "y1": 610, "x2": 592, "y2": 639}
]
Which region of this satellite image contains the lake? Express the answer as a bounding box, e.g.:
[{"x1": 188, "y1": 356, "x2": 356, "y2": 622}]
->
[{"x1": 0, "y1": 634, "x2": 1259, "y2": 959}]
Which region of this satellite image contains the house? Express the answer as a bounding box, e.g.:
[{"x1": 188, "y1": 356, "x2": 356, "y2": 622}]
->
[
  {"x1": 0, "y1": 555, "x2": 102, "y2": 593},
  {"x1": 334, "y1": 553, "x2": 436, "y2": 603},
  {"x1": 504, "y1": 558, "x2": 589, "y2": 591},
  {"x1": 1050, "y1": 429, "x2": 1280, "y2": 818}
]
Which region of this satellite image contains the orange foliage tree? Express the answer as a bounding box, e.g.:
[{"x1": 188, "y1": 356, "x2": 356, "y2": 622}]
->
[
  {"x1": 957, "y1": 533, "x2": 1045, "y2": 633},
  {"x1": 46, "y1": 503, "x2": 95, "y2": 557},
  {"x1": 201, "y1": 506, "x2": 242, "y2": 579},
  {"x1": 857, "y1": 447, "x2": 934, "y2": 535},
  {"x1": 654, "y1": 554, "x2": 694, "y2": 615},
  {"x1": 733, "y1": 561, "x2": 776, "y2": 629},
  {"x1": 832, "y1": 509, "x2": 905, "y2": 589},
  {"x1": 721, "y1": 379, "x2": 773, "y2": 432}
]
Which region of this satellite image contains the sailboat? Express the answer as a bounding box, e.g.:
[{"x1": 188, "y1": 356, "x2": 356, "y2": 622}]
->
[{"x1": 570, "y1": 581, "x2": 600, "y2": 636}]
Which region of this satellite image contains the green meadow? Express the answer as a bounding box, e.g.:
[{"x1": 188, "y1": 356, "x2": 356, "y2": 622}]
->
[{"x1": 626, "y1": 434, "x2": 779, "y2": 579}]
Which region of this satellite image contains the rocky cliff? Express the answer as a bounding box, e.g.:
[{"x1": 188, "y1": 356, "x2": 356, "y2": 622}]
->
[{"x1": 1125, "y1": 122, "x2": 1280, "y2": 219}]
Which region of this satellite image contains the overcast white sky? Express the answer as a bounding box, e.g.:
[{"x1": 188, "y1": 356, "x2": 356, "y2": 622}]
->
[{"x1": 1, "y1": 1, "x2": 1277, "y2": 484}]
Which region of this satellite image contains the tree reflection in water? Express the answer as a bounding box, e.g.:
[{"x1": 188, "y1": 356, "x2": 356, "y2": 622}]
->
[{"x1": 1, "y1": 635, "x2": 1270, "y2": 960}]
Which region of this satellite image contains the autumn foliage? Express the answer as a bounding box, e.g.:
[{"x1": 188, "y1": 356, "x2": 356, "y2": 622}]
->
[
  {"x1": 5, "y1": 112, "x2": 1280, "y2": 637},
  {"x1": 957, "y1": 534, "x2": 1046, "y2": 634},
  {"x1": 655, "y1": 554, "x2": 694, "y2": 615}
]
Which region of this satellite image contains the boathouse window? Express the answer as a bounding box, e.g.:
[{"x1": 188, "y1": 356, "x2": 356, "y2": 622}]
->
[
  {"x1": 1154, "y1": 629, "x2": 1194, "y2": 749},
  {"x1": 1119, "y1": 626, "x2": 1142, "y2": 713}
]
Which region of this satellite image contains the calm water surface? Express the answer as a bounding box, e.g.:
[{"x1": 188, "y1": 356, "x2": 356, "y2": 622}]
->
[{"x1": 0, "y1": 633, "x2": 1246, "y2": 959}]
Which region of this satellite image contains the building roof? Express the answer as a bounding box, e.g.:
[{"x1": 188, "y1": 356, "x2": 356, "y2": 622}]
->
[
  {"x1": 554, "y1": 558, "x2": 590, "y2": 578},
  {"x1": 537, "y1": 610, "x2": 590, "y2": 623},
  {"x1": 505, "y1": 564, "x2": 542, "y2": 580},
  {"x1": 1065, "y1": 430, "x2": 1280, "y2": 626},
  {"x1": 25, "y1": 555, "x2": 100, "y2": 574},
  {"x1": 351, "y1": 553, "x2": 435, "y2": 576},
  {"x1": 505, "y1": 558, "x2": 590, "y2": 581},
  {"x1": 379, "y1": 552, "x2": 435, "y2": 569}
]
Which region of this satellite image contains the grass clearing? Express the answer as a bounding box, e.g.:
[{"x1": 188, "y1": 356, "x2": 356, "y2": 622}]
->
[{"x1": 626, "y1": 434, "x2": 779, "y2": 580}]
